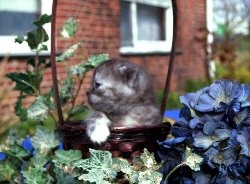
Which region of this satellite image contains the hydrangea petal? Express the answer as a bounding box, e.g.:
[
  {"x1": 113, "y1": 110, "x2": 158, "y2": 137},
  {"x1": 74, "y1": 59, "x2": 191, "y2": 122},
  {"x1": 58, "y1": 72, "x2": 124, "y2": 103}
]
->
[
  {"x1": 237, "y1": 127, "x2": 250, "y2": 157},
  {"x1": 195, "y1": 93, "x2": 215, "y2": 112},
  {"x1": 203, "y1": 121, "x2": 217, "y2": 136},
  {"x1": 193, "y1": 132, "x2": 214, "y2": 149},
  {"x1": 214, "y1": 129, "x2": 231, "y2": 140},
  {"x1": 189, "y1": 117, "x2": 200, "y2": 129},
  {"x1": 238, "y1": 83, "x2": 250, "y2": 102}
]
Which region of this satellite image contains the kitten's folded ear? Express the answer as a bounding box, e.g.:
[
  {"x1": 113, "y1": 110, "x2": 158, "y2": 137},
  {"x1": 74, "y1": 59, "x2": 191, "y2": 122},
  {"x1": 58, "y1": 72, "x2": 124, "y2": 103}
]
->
[{"x1": 118, "y1": 64, "x2": 138, "y2": 88}]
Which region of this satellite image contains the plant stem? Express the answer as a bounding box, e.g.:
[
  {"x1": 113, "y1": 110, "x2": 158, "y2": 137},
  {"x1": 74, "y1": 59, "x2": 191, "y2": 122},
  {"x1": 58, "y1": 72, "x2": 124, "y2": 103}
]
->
[
  {"x1": 164, "y1": 162, "x2": 187, "y2": 184},
  {"x1": 0, "y1": 172, "x2": 12, "y2": 184},
  {"x1": 48, "y1": 110, "x2": 57, "y2": 124},
  {"x1": 65, "y1": 74, "x2": 85, "y2": 121},
  {"x1": 35, "y1": 51, "x2": 40, "y2": 95}
]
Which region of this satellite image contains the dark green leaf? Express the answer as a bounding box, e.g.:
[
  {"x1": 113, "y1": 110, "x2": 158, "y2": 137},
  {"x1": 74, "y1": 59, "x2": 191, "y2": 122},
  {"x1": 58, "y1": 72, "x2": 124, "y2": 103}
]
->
[
  {"x1": 4, "y1": 144, "x2": 29, "y2": 158},
  {"x1": 60, "y1": 18, "x2": 79, "y2": 38},
  {"x1": 30, "y1": 153, "x2": 49, "y2": 169},
  {"x1": 30, "y1": 126, "x2": 60, "y2": 153},
  {"x1": 67, "y1": 105, "x2": 89, "y2": 118},
  {"x1": 40, "y1": 44, "x2": 48, "y2": 51},
  {"x1": 33, "y1": 14, "x2": 51, "y2": 26},
  {"x1": 43, "y1": 89, "x2": 56, "y2": 111},
  {"x1": 27, "y1": 96, "x2": 49, "y2": 122},
  {"x1": 27, "y1": 57, "x2": 46, "y2": 68},
  {"x1": 54, "y1": 166, "x2": 81, "y2": 184},
  {"x1": 56, "y1": 43, "x2": 80, "y2": 62},
  {"x1": 27, "y1": 27, "x2": 49, "y2": 50},
  {"x1": 14, "y1": 95, "x2": 28, "y2": 121},
  {"x1": 60, "y1": 77, "x2": 74, "y2": 105},
  {"x1": 6, "y1": 72, "x2": 39, "y2": 95},
  {"x1": 23, "y1": 168, "x2": 53, "y2": 184},
  {"x1": 0, "y1": 161, "x2": 18, "y2": 182},
  {"x1": 54, "y1": 150, "x2": 82, "y2": 165},
  {"x1": 15, "y1": 35, "x2": 25, "y2": 44},
  {"x1": 70, "y1": 53, "x2": 109, "y2": 75}
]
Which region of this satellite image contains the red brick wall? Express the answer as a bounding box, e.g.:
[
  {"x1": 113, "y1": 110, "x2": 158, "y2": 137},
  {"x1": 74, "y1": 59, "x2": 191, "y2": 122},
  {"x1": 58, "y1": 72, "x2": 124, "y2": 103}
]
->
[
  {"x1": 2, "y1": 0, "x2": 208, "y2": 116},
  {"x1": 56, "y1": 0, "x2": 208, "y2": 103}
]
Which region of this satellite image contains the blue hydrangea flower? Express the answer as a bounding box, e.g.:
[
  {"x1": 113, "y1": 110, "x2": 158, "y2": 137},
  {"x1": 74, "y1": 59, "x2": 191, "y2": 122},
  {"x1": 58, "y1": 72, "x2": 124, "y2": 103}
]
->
[
  {"x1": 160, "y1": 80, "x2": 250, "y2": 183},
  {"x1": 193, "y1": 129, "x2": 231, "y2": 149},
  {"x1": 180, "y1": 80, "x2": 250, "y2": 115},
  {"x1": 237, "y1": 127, "x2": 250, "y2": 157}
]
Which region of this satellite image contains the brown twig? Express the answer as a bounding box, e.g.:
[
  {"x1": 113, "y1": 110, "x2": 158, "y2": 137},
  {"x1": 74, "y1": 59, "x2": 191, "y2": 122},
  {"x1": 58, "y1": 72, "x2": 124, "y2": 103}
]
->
[
  {"x1": 51, "y1": 0, "x2": 64, "y2": 125},
  {"x1": 160, "y1": 0, "x2": 178, "y2": 117}
]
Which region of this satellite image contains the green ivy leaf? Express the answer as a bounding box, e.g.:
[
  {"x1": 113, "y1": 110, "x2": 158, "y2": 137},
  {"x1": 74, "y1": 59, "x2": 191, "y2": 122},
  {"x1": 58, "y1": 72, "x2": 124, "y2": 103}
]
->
[
  {"x1": 56, "y1": 43, "x2": 80, "y2": 62},
  {"x1": 78, "y1": 169, "x2": 110, "y2": 184},
  {"x1": 6, "y1": 72, "x2": 40, "y2": 95},
  {"x1": 74, "y1": 149, "x2": 117, "y2": 182},
  {"x1": 67, "y1": 104, "x2": 89, "y2": 118},
  {"x1": 112, "y1": 158, "x2": 133, "y2": 175},
  {"x1": 0, "y1": 161, "x2": 18, "y2": 182},
  {"x1": 27, "y1": 27, "x2": 49, "y2": 50},
  {"x1": 23, "y1": 168, "x2": 53, "y2": 184},
  {"x1": 4, "y1": 144, "x2": 29, "y2": 158},
  {"x1": 54, "y1": 150, "x2": 82, "y2": 165},
  {"x1": 60, "y1": 18, "x2": 79, "y2": 38},
  {"x1": 39, "y1": 44, "x2": 48, "y2": 51},
  {"x1": 54, "y1": 166, "x2": 81, "y2": 184},
  {"x1": 27, "y1": 96, "x2": 49, "y2": 122},
  {"x1": 60, "y1": 77, "x2": 74, "y2": 105},
  {"x1": 15, "y1": 95, "x2": 28, "y2": 121},
  {"x1": 85, "y1": 53, "x2": 110, "y2": 68},
  {"x1": 43, "y1": 89, "x2": 56, "y2": 111},
  {"x1": 27, "y1": 57, "x2": 50, "y2": 69},
  {"x1": 184, "y1": 147, "x2": 203, "y2": 171},
  {"x1": 70, "y1": 53, "x2": 109, "y2": 75},
  {"x1": 15, "y1": 35, "x2": 25, "y2": 44},
  {"x1": 31, "y1": 126, "x2": 60, "y2": 153},
  {"x1": 33, "y1": 14, "x2": 51, "y2": 27},
  {"x1": 138, "y1": 170, "x2": 163, "y2": 184},
  {"x1": 140, "y1": 148, "x2": 159, "y2": 170},
  {"x1": 30, "y1": 153, "x2": 49, "y2": 169}
]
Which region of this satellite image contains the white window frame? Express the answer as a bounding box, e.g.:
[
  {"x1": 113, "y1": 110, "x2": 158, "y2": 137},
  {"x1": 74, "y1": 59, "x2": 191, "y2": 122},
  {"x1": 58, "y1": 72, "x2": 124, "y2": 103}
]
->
[
  {"x1": 0, "y1": 0, "x2": 52, "y2": 56},
  {"x1": 120, "y1": 0, "x2": 173, "y2": 54}
]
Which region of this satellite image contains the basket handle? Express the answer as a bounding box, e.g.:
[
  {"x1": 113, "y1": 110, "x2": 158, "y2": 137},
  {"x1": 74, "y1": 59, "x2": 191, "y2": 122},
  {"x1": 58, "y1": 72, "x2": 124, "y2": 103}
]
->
[
  {"x1": 50, "y1": 0, "x2": 178, "y2": 125},
  {"x1": 51, "y1": 0, "x2": 64, "y2": 125},
  {"x1": 160, "y1": 0, "x2": 178, "y2": 118}
]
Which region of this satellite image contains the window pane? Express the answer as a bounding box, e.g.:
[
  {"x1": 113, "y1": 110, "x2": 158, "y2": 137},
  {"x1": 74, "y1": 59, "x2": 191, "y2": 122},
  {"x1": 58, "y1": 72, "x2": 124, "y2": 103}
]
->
[
  {"x1": 137, "y1": 4, "x2": 165, "y2": 41},
  {"x1": 120, "y1": 1, "x2": 133, "y2": 46},
  {"x1": 0, "y1": 0, "x2": 40, "y2": 36}
]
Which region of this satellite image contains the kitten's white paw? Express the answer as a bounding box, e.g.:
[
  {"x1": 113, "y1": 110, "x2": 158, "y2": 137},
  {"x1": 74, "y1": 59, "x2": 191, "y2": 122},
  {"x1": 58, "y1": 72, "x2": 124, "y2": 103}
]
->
[{"x1": 87, "y1": 113, "x2": 111, "y2": 144}]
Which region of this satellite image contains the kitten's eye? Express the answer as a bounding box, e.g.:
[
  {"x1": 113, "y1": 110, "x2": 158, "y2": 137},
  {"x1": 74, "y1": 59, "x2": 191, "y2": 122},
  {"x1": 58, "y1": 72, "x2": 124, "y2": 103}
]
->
[{"x1": 94, "y1": 82, "x2": 101, "y2": 89}]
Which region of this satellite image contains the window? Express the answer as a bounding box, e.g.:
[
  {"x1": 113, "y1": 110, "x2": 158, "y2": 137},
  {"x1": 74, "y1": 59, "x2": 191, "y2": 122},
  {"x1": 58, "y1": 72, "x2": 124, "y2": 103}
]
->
[
  {"x1": 120, "y1": 0, "x2": 173, "y2": 54},
  {"x1": 0, "y1": 0, "x2": 52, "y2": 56}
]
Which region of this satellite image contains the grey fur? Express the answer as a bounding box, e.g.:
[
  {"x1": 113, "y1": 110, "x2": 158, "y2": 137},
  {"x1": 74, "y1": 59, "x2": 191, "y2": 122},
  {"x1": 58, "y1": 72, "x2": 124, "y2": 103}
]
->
[{"x1": 85, "y1": 59, "x2": 161, "y2": 144}]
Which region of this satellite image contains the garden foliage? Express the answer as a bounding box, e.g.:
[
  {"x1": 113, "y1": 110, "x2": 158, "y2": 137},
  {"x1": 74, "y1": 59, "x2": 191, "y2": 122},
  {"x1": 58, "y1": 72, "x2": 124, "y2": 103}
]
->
[
  {"x1": 6, "y1": 15, "x2": 109, "y2": 124},
  {"x1": 0, "y1": 126, "x2": 163, "y2": 183}
]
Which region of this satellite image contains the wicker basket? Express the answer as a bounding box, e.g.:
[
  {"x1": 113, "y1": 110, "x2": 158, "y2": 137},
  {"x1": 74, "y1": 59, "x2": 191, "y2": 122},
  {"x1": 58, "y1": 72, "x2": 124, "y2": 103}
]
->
[
  {"x1": 58, "y1": 122, "x2": 170, "y2": 161},
  {"x1": 51, "y1": 0, "x2": 177, "y2": 160}
]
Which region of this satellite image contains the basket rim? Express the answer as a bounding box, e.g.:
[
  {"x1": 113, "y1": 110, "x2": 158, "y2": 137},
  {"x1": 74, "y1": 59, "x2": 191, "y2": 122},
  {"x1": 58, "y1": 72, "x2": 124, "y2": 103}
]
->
[{"x1": 58, "y1": 120, "x2": 171, "y2": 134}]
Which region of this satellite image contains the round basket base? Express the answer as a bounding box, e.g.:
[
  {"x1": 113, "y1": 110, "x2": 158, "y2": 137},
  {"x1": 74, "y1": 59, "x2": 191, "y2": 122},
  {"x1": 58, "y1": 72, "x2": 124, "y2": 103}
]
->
[{"x1": 58, "y1": 121, "x2": 170, "y2": 161}]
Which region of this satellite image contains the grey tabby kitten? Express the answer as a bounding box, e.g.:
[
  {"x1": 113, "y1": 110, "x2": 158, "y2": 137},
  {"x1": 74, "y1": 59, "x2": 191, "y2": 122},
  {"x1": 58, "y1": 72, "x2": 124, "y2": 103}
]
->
[{"x1": 85, "y1": 59, "x2": 161, "y2": 144}]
